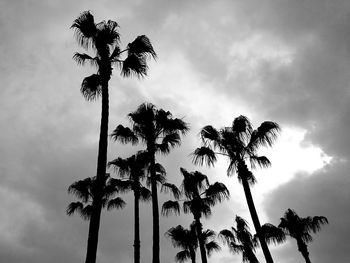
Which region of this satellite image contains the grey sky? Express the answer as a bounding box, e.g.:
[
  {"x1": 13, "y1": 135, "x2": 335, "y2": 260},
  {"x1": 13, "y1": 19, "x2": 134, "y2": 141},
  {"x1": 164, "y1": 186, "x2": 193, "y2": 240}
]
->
[{"x1": 0, "y1": 0, "x2": 349, "y2": 262}]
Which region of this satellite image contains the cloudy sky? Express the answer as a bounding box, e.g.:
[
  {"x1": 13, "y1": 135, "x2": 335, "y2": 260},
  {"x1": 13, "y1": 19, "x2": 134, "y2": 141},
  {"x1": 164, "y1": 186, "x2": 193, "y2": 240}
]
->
[{"x1": 1, "y1": 0, "x2": 349, "y2": 262}]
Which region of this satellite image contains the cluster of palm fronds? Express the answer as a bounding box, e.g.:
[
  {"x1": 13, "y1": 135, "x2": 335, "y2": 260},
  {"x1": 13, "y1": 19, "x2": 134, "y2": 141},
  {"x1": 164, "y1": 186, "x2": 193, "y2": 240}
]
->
[{"x1": 67, "y1": 10, "x2": 328, "y2": 263}]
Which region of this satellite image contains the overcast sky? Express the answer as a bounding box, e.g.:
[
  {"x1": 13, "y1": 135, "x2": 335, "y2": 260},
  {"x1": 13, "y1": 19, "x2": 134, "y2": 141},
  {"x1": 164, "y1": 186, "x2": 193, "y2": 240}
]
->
[{"x1": 0, "y1": 0, "x2": 349, "y2": 262}]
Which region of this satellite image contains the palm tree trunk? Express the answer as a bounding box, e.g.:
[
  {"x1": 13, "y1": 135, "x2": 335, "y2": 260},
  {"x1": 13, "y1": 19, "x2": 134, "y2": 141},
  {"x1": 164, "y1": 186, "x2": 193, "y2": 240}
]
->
[
  {"x1": 85, "y1": 82, "x2": 109, "y2": 263},
  {"x1": 297, "y1": 239, "x2": 311, "y2": 263},
  {"x1": 241, "y1": 178, "x2": 274, "y2": 263},
  {"x1": 149, "y1": 149, "x2": 160, "y2": 263},
  {"x1": 134, "y1": 189, "x2": 140, "y2": 263},
  {"x1": 189, "y1": 247, "x2": 196, "y2": 263},
  {"x1": 194, "y1": 216, "x2": 207, "y2": 263}
]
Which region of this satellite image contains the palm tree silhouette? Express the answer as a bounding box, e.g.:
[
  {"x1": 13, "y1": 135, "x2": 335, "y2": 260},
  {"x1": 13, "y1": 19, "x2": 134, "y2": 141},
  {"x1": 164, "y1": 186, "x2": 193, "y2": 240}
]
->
[
  {"x1": 278, "y1": 209, "x2": 328, "y2": 263},
  {"x1": 108, "y1": 151, "x2": 151, "y2": 263},
  {"x1": 192, "y1": 115, "x2": 280, "y2": 263},
  {"x1": 71, "y1": 11, "x2": 156, "y2": 263},
  {"x1": 67, "y1": 173, "x2": 126, "y2": 219},
  {"x1": 220, "y1": 216, "x2": 259, "y2": 263},
  {"x1": 162, "y1": 168, "x2": 229, "y2": 263},
  {"x1": 111, "y1": 103, "x2": 188, "y2": 263},
  {"x1": 166, "y1": 222, "x2": 221, "y2": 263}
]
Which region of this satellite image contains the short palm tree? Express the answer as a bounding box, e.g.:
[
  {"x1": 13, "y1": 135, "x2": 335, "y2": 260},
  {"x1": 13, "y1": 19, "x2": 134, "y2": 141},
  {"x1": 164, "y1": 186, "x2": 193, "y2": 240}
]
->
[
  {"x1": 66, "y1": 173, "x2": 126, "y2": 220},
  {"x1": 166, "y1": 223, "x2": 221, "y2": 263},
  {"x1": 193, "y1": 116, "x2": 280, "y2": 263},
  {"x1": 220, "y1": 216, "x2": 259, "y2": 263},
  {"x1": 71, "y1": 11, "x2": 156, "y2": 263},
  {"x1": 278, "y1": 209, "x2": 328, "y2": 263},
  {"x1": 162, "y1": 168, "x2": 229, "y2": 263},
  {"x1": 111, "y1": 103, "x2": 189, "y2": 263},
  {"x1": 108, "y1": 151, "x2": 151, "y2": 263}
]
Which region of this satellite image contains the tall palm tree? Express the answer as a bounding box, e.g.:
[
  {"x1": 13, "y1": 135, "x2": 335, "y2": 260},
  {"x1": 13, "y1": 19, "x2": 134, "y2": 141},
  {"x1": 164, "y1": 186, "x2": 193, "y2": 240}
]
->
[
  {"x1": 166, "y1": 223, "x2": 221, "y2": 263},
  {"x1": 192, "y1": 115, "x2": 280, "y2": 263},
  {"x1": 111, "y1": 103, "x2": 189, "y2": 263},
  {"x1": 66, "y1": 173, "x2": 126, "y2": 220},
  {"x1": 278, "y1": 209, "x2": 328, "y2": 263},
  {"x1": 71, "y1": 11, "x2": 156, "y2": 263},
  {"x1": 220, "y1": 216, "x2": 260, "y2": 263},
  {"x1": 162, "y1": 168, "x2": 229, "y2": 263},
  {"x1": 108, "y1": 151, "x2": 151, "y2": 263}
]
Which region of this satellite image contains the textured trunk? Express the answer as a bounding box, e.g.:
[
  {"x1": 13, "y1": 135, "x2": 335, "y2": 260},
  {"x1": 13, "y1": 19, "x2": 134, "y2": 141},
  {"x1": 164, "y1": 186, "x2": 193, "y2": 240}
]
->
[
  {"x1": 194, "y1": 216, "x2": 207, "y2": 263},
  {"x1": 297, "y1": 239, "x2": 311, "y2": 263},
  {"x1": 149, "y1": 147, "x2": 160, "y2": 263},
  {"x1": 134, "y1": 188, "x2": 140, "y2": 263},
  {"x1": 85, "y1": 81, "x2": 109, "y2": 263},
  {"x1": 241, "y1": 177, "x2": 273, "y2": 263}
]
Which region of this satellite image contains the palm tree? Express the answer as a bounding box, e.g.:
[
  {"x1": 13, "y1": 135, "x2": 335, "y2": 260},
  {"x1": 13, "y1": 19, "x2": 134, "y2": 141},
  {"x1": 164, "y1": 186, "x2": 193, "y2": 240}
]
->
[
  {"x1": 166, "y1": 223, "x2": 221, "y2": 263},
  {"x1": 108, "y1": 151, "x2": 151, "y2": 263},
  {"x1": 162, "y1": 168, "x2": 229, "y2": 263},
  {"x1": 166, "y1": 224, "x2": 198, "y2": 263},
  {"x1": 66, "y1": 173, "x2": 126, "y2": 220},
  {"x1": 111, "y1": 103, "x2": 189, "y2": 263},
  {"x1": 220, "y1": 216, "x2": 260, "y2": 263},
  {"x1": 278, "y1": 209, "x2": 328, "y2": 263},
  {"x1": 71, "y1": 10, "x2": 156, "y2": 263},
  {"x1": 192, "y1": 115, "x2": 280, "y2": 263}
]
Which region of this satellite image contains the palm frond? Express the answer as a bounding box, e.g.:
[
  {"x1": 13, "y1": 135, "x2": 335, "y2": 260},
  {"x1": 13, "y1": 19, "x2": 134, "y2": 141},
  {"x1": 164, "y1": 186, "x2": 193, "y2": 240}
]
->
[
  {"x1": 219, "y1": 229, "x2": 235, "y2": 244},
  {"x1": 127, "y1": 35, "x2": 157, "y2": 59},
  {"x1": 259, "y1": 223, "x2": 286, "y2": 245},
  {"x1": 247, "y1": 121, "x2": 280, "y2": 152},
  {"x1": 162, "y1": 133, "x2": 181, "y2": 148},
  {"x1": 95, "y1": 19, "x2": 120, "y2": 47},
  {"x1": 80, "y1": 74, "x2": 102, "y2": 101},
  {"x1": 71, "y1": 11, "x2": 97, "y2": 49},
  {"x1": 108, "y1": 157, "x2": 130, "y2": 176},
  {"x1": 200, "y1": 125, "x2": 220, "y2": 145},
  {"x1": 162, "y1": 200, "x2": 180, "y2": 216},
  {"x1": 110, "y1": 125, "x2": 138, "y2": 145},
  {"x1": 192, "y1": 147, "x2": 217, "y2": 166},
  {"x1": 205, "y1": 182, "x2": 230, "y2": 203},
  {"x1": 139, "y1": 186, "x2": 152, "y2": 201},
  {"x1": 232, "y1": 115, "x2": 253, "y2": 143},
  {"x1": 121, "y1": 54, "x2": 147, "y2": 77},
  {"x1": 175, "y1": 250, "x2": 190, "y2": 263},
  {"x1": 81, "y1": 204, "x2": 93, "y2": 220},
  {"x1": 73, "y1": 52, "x2": 98, "y2": 67},
  {"x1": 66, "y1": 201, "x2": 84, "y2": 216},
  {"x1": 309, "y1": 216, "x2": 329, "y2": 232},
  {"x1": 107, "y1": 197, "x2": 126, "y2": 210},
  {"x1": 161, "y1": 183, "x2": 181, "y2": 200},
  {"x1": 249, "y1": 155, "x2": 271, "y2": 169},
  {"x1": 205, "y1": 240, "x2": 221, "y2": 256},
  {"x1": 67, "y1": 178, "x2": 92, "y2": 202}
]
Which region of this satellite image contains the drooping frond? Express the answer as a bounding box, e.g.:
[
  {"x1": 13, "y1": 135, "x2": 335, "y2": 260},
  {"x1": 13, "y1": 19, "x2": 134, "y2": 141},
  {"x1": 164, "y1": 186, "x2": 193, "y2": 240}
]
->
[
  {"x1": 200, "y1": 125, "x2": 220, "y2": 145},
  {"x1": 161, "y1": 183, "x2": 181, "y2": 200},
  {"x1": 162, "y1": 200, "x2": 180, "y2": 216},
  {"x1": 80, "y1": 74, "x2": 102, "y2": 101},
  {"x1": 205, "y1": 240, "x2": 221, "y2": 256},
  {"x1": 106, "y1": 197, "x2": 126, "y2": 210},
  {"x1": 127, "y1": 35, "x2": 157, "y2": 59},
  {"x1": 249, "y1": 155, "x2": 271, "y2": 169},
  {"x1": 67, "y1": 178, "x2": 92, "y2": 202},
  {"x1": 71, "y1": 11, "x2": 97, "y2": 49},
  {"x1": 108, "y1": 157, "x2": 130, "y2": 176},
  {"x1": 259, "y1": 223, "x2": 286, "y2": 245},
  {"x1": 110, "y1": 125, "x2": 138, "y2": 145},
  {"x1": 309, "y1": 216, "x2": 329, "y2": 232},
  {"x1": 247, "y1": 121, "x2": 280, "y2": 152},
  {"x1": 73, "y1": 52, "x2": 98, "y2": 67},
  {"x1": 66, "y1": 202, "x2": 84, "y2": 217},
  {"x1": 205, "y1": 182, "x2": 230, "y2": 203},
  {"x1": 81, "y1": 204, "x2": 93, "y2": 220},
  {"x1": 95, "y1": 19, "x2": 120, "y2": 47},
  {"x1": 219, "y1": 229, "x2": 236, "y2": 244},
  {"x1": 121, "y1": 54, "x2": 147, "y2": 77},
  {"x1": 192, "y1": 147, "x2": 217, "y2": 166},
  {"x1": 139, "y1": 186, "x2": 152, "y2": 201},
  {"x1": 232, "y1": 115, "x2": 253, "y2": 143},
  {"x1": 175, "y1": 250, "x2": 190, "y2": 263}
]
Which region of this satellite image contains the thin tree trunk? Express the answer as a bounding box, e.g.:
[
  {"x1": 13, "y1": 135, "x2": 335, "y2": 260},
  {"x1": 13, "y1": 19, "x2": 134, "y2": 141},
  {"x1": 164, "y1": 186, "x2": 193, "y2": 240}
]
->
[
  {"x1": 85, "y1": 82, "x2": 109, "y2": 263},
  {"x1": 134, "y1": 188, "x2": 140, "y2": 263},
  {"x1": 194, "y1": 217, "x2": 207, "y2": 263},
  {"x1": 241, "y1": 178, "x2": 274, "y2": 263},
  {"x1": 189, "y1": 247, "x2": 196, "y2": 263},
  {"x1": 150, "y1": 149, "x2": 160, "y2": 263},
  {"x1": 297, "y1": 239, "x2": 311, "y2": 263}
]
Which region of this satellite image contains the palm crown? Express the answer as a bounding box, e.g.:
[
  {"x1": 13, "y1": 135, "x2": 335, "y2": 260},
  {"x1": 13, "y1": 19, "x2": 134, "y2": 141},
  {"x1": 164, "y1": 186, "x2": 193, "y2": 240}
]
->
[
  {"x1": 220, "y1": 216, "x2": 259, "y2": 263},
  {"x1": 71, "y1": 11, "x2": 156, "y2": 101},
  {"x1": 66, "y1": 173, "x2": 126, "y2": 220}
]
